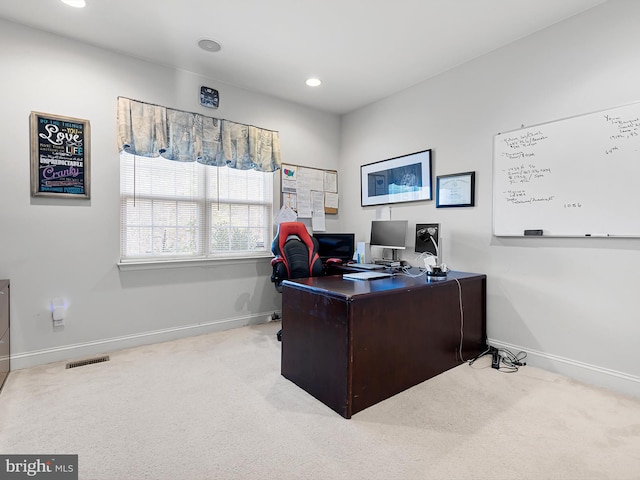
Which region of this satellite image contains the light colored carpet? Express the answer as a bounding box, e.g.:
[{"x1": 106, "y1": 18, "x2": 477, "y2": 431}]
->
[{"x1": 1, "y1": 321, "x2": 639, "y2": 480}]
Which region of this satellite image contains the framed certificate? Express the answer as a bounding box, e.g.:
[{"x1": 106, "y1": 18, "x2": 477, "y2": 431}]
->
[{"x1": 436, "y1": 171, "x2": 475, "y2": 208}]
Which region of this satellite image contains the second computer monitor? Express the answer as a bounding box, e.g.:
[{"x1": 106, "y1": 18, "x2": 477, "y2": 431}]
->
[
  {"x1": 314, "y1": 233, "x2": 355, "y2": 263},
  {"x1": 370, "y1": 220, "x2": 407, "y2": 261}
]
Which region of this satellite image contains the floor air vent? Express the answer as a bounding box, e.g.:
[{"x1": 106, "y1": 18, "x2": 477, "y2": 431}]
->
[{"x1": 66, "y1": 355, "x2": 110, "y2": 369}]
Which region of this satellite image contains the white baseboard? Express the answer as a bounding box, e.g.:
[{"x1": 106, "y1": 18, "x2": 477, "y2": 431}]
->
[
  {"x1": 488, "y1": 338, "x2": 640, "y2": 399},
  {"x1": 10, "y1": 311, "x2": 281, "y2": 370}
]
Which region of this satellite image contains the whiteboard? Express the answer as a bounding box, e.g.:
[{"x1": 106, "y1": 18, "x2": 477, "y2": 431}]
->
[{"x1": 493, "y1": 102, "x2": 640, "y2": 237}]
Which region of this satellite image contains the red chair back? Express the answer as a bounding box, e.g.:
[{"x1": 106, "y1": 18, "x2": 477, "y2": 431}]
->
[{"x1": 271, "y1": 222, "x2": 323, "y2": 285}]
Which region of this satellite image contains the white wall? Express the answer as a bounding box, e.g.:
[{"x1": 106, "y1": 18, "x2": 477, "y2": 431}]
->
[
  {"x1": 3, "y1": 2, "x2": 639, "y2": 398},
  {"x1": 340, "y1": 1, "x2": 640, "y2": 397},
  {"x1": 0, "y1": 19, "x2": 341, "y2": 368}
]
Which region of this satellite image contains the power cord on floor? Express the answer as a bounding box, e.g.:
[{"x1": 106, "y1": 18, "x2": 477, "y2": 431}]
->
[
  {"x1": 495, "y1": 347, "x2": 527, "y2": 373},
  {"x1": 467, "y1": 345, "x2": 527, "y2": 373}
]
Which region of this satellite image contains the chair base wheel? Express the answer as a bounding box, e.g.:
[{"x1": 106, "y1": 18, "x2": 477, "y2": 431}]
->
[{"x1": 276, "y1": 329, "x2": 282, "y2": 342}]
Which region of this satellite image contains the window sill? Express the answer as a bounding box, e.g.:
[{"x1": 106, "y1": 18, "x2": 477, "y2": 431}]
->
[{"x1": 117, "y1": 254, "x2": 274, "y2": 271}]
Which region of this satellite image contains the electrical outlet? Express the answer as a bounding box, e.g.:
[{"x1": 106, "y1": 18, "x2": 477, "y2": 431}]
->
[{"x1": 51, "y1": 297, "x2": 67, "y2": 326}]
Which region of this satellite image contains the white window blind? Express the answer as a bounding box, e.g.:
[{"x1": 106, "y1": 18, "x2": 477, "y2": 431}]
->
[{"x1": 120, "y1": 152, "x2": 273, "y2": 263}]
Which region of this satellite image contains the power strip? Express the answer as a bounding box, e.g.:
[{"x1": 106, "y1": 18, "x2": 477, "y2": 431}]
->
[{"x1": 491, "y1": 347, "x2": 500, "y2": 369}]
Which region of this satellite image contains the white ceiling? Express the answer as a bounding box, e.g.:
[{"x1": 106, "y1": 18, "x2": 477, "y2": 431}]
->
[{"x1": 0, "y1": 0, "x2": 606, "y2": 115}]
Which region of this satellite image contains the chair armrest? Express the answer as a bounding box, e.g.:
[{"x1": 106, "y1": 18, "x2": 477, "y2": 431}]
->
[{"x1": 270, "y1": 256, "x2": 287, "y2": 292}]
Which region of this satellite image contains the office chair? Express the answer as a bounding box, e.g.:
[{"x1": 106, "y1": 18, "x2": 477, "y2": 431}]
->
[{"x1": 270, "y1": 221, "x2": 323, "y2": 341}]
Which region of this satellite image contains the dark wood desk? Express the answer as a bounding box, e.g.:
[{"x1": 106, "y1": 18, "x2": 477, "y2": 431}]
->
[{"x1": 281, "y1": 270, "x2": 486, "y2": 418}]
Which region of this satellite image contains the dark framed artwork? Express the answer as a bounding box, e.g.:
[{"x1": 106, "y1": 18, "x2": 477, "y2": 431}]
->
[
  {"x1": 30, "y1": 111, "x2": 91, "y2": 198},
  {"x1": 200, "y1": 86, "x2": 219, "y2": 109},
  {"x1": 360, "y1": 149, "x2": 432, "y2": 206},
  {"x1": 436, "y1": 171, "x2": 475, "y2": 208}
]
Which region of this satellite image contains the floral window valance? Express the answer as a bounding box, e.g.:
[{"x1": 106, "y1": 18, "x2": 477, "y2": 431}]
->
[{"x1": 117, "y1": 97, "x2": 281, "y2": 172}]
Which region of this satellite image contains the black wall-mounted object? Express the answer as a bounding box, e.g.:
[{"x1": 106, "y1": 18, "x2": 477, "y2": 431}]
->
[
  {"x1": 415, "y1": 223, "x2": 440, "y2": 256},
  {"x1": 200, "y1": 86, "x2": 219, "y2": 109}
]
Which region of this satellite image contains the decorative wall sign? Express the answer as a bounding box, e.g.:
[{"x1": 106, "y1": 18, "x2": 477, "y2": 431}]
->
[{"x1": 30, "y1": 111, "x2": 90, "y2": 198}]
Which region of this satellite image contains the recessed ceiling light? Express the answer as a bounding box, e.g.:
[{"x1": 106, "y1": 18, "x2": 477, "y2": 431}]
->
[
  {"x1": 305, "y1": 78, "x2": 322, "y2": 87},
  {"x1": 61, "y1": 0, "x2": 86, "y2": 7},
  {"x1": 198, "y1": 39, "x2": 222, "y2": 53}
]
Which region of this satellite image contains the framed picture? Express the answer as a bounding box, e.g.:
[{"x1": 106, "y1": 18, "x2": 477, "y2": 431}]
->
[
  {"x1": 200, "y1": 86, "x2": 219, "y2": 108},
  {"x1": 361, "y1": 149, "x2": 432, "y2": 207},
  {"x1": 436, "y1": 171, "x2": 475, "y2": 208},
  {"x1": 30, "y1": 111, "x2": 90, "y2": 199}
]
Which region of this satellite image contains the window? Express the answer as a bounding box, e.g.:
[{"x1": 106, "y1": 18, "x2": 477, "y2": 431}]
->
[{"x1": 120, "y1": 152, "x2": 273, "y2": 263}]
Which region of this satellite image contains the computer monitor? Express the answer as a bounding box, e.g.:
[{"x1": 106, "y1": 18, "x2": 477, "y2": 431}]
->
[
  {"x1": 313, "y1": 233, "x2": 355, "y2": 263},
  {"x1": 370, "y1": 220, "x2": 407, "y2": 261}
]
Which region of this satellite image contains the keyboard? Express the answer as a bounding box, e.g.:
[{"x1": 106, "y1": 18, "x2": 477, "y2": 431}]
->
[
  {"x1": 348, "y1": 263, "x2": 385, "y2": 270},
  {"x1": 343, "y1": 271, "x2": 394, "y2": 280}
]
